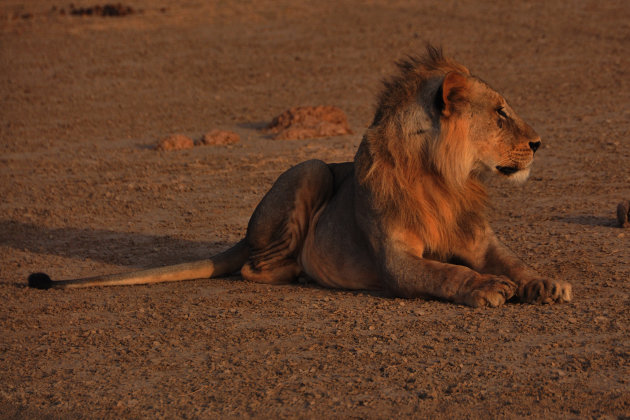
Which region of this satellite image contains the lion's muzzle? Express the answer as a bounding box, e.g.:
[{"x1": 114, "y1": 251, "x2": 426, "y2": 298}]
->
[{"x1": 496, "y1": 166, "x2": 520, "y2": 176}]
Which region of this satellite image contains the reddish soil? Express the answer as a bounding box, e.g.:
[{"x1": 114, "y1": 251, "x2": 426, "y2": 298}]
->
[{"x1": 1, "y1": 1, "x2": 629, "y2": 418}]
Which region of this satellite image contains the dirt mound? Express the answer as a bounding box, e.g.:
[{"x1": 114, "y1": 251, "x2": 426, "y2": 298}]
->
[
  {"x1": 197, "y1": 130, "x2": 240, "y2": 146},
  {"x1": 154, "y1": 134, "x2": 194, "y2": 151},
  {"x1": 69, "y1": 3, "x2": 135, "y2": 17},
  {"x1": 266, "y1": 106, "x2": 353, "y2": 140}
]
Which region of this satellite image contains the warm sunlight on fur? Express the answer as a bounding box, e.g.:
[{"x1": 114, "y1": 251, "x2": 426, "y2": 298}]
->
[{"x1": 29, "y1": 46, "x2": 571, "y2": 308}]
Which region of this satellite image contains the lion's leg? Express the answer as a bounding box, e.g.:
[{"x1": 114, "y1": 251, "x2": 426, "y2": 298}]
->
[
  {"x1": 454, "y1": 228, "x2": 572, "y2": 304},
  {"x1": 480, "y1": 236, "x2": 572, "y2": 304},
  {"x1": 241, "y1": 160, "x2": 333, "y2": 285},
  {"x1": 382, "y1": 246, "x2": 517, "y2": 307}
]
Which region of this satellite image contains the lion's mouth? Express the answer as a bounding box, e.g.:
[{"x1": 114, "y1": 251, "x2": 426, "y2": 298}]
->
[{"x1": 496, "y1": 165, "x2": 520, "y2": 176}]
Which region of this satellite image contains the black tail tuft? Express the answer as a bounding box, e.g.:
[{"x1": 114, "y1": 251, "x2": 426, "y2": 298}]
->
[{"x1": 28, "y1": 272, "x2": 53, "y2": 289}]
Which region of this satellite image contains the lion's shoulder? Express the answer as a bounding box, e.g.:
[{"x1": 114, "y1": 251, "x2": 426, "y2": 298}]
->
[{"x1": 327, "y1": 162, "x2": 355, "y2": 193}]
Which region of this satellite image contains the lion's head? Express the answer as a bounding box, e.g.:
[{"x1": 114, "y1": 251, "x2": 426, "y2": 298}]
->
[
  {"x1": 361, "y1": 45, "x2": 541, "y2": 187},
  {"x1": 355, "y1": 46, "x2": 542, "y2": 253},
  {"x1": 439, "y1": 71, "x2": 541, "y2": 184}
]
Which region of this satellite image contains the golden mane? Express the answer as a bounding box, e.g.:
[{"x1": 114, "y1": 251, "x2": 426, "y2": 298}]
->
[{"x1": 355, "y1": 46, "x2": 487, "y2": 256}]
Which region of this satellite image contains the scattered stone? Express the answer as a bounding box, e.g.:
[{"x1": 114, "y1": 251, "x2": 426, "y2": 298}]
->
[
  {"x1": 196, "y1": 130, "x2": 240, "y2": 146},
  {"x1": 266, "y1": 106, "x2": 353, "y2": 140},
  {"x1": 154, "y1": 134, "x2": 194, "y2": 151},
  {"x1": 617, "y1": 200, "x2": 629, "y2": 228}
]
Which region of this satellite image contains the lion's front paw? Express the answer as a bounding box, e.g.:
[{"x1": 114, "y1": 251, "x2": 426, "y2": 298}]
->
[
  {"x1": 520, "y1": 278, "x2": 572, "y2": 304},
  {"x1": 460, "y1": 275, "x2": 517, "y2": 308}
]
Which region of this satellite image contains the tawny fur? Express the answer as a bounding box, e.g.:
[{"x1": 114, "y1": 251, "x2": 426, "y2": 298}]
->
[
  {"x1": 28, "y1": 46, "x2": 572, "y2": 308},
  {"x1": 355, "y1": 47, "x2": 487, "y2": 258}
]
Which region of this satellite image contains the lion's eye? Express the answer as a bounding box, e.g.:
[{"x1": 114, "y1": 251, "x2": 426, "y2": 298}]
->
[{"x1": 496, "y1": 107, "x2": 508, "y2": 119}]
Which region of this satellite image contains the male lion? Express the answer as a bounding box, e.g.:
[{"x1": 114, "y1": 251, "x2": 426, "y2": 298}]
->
[{"x1": 29, "y1": 46, "x2": 572, "y2": 307}]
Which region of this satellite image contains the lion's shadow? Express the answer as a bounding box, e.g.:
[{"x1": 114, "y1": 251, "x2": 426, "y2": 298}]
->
[
  {"x1": 0, "y1": 219, "x2": 230, "y2": 270},
  {"x1": 553, "y1": 215, "x2": 618, "y2": 227}
]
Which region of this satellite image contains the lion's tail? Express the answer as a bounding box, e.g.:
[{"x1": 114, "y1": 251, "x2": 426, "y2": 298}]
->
[{"x1": 27, "y1": 240, "x2": 249, "y2": 290}]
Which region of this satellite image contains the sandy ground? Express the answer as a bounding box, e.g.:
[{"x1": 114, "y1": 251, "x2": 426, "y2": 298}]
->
[{"x1": 1, "y1": 1, "x2": 629, "y2": 418}]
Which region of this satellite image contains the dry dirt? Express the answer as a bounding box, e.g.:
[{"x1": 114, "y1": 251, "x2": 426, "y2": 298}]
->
[{"x1": 1, "y1": 1, "x2": 629, "y2": 418}]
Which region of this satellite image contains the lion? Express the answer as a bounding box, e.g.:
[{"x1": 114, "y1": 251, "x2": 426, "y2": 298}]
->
[{"x1": 28, "y1": 46, "x2": 572, "y2": 307}]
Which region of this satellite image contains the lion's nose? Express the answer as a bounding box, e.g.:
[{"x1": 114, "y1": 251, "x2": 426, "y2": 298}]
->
[{"x1": 529, "y1": 141, "x2": 541, "y2": 153}]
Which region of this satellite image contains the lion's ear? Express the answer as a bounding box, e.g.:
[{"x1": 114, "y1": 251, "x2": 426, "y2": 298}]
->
[{"x1": 440, "y1": 71, "x2": 469, "y2": 117}]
